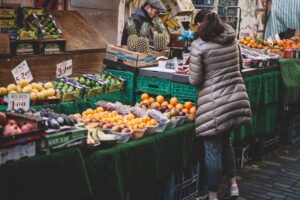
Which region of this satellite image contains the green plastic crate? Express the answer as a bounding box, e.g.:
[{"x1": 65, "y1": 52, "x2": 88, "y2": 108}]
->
[
  {"x1": 176, "y1": 96, "x2": 197, "y2": 105},
  {"x1": 102, "y1": 69, "x2": 136, "y2": 90},
  {"x1": 243, "y1": 75, "x2": 262, "y2": 108},
  {"x1": 171, "y1": 82, "x2": 197, "y2": 99},
  {"x1": 231, "y1": 111, "x2": 257, "y2": 142},
  {"x1": 136, "y1": 76, "x2": 171, "y2": 95},
  {"x1": 100, "y1": 89, "x2": 135, "y2": 105},
  {"x1": 135, "y1": 92, "x2": 170, "y2": 104},
  {"x1": 261, "y1": 71, "x2": 280, "y2": 105}
]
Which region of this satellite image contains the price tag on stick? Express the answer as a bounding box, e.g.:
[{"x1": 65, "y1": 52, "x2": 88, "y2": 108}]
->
[
  {"x1": 56, "y1": 59, "x2": 73, "y2": 79},
  {"x1": 8, "y1": 93, "x2": 30, "y2": 111},
  {"x1": 11, "y1": 60, "x2": 33, "y2": 85}
]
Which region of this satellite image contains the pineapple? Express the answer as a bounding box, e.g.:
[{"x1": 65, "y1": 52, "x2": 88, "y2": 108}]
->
[
  {"x1": 136, "y1": 22, "x2": 150, "y2": 53},
  {"x1": 153, "y1": 18, "x2": 167, "y2": 52},
  {"x1": 127, "y1": 19, "x2": 138, "y2": 52}
]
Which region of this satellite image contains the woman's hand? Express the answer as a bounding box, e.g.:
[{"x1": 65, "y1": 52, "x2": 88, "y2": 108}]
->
[{"x1": 183, "y1": 65, "x2": 189, "y2": 75}]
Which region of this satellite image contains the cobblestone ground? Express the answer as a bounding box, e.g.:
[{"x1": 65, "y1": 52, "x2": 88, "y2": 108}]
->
[
  {"x1": 217, "y1": 141, "x2": 300, "y2": 200},
  {"x1": 195, "y1": 141, "x2": 300, "y2": 200}
]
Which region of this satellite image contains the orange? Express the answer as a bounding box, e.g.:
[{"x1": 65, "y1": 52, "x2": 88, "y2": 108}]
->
[
  {"x1": 86, "y1": 108, "x2": 94, "y2": 115},
  {"x1": 189, "y1": 106, "x2": 196, "y2": 114},
  {"x1": 183, "y1": 108, "x2": 189, "y2": 114},
  {"x1": 247, "y1": 43, "x2": 252, "y2": 47},
  {"x1": 239, "y1": 39, "x2": 244, "y2": 44},
  {"x1": 156, "y1": 95, "x2": 164, "y2": 104},
  {"x1": 141, "y1": 93, "x2": 149, "y2": 100},
  {"x1": 168, "y1": 104, "x2": 174, "y2": 110},
  {"x1": 82, "y1": 111, "x2": 87, "y2": 116},
  {"x1": 250, "y1": 39, "x2": 255, "y2": 44},
  {"x1": 96, "y1": 107, "x2": 104, "y2": 113},
  {"x1": 142, "y1": 115, "x2": 151, "y2": 122},
  {"x1": 170, "y1": 97, "x2": 178, "y2": 106},
  {"x1": 161, "y1": 101, "x2": 169, "y2": 107},
  {"x1": 251, "y1": 43, "x2": 257, "y2": 48},
  {"x1": 264, "y1": 41, "x2": 268, "y2": 46},
  {"x1": 243, "y1": 41, "x2": 249, "y2": 45},
  {"x1": 258, "y1": 44, "x2": 263, "y2": 49},
  {"x1": 149, "y1": 97, "x2": 155, "y2": 104},
  {"x1": 144, "y1": 99, "x2": 151, "y2": 105},
  {"x1": 175, "y1": 103, "x2": 184, "y2": 110},
  {"x1": 111, "y1": 110, "x2": 118, "y2": 117},
  {"x1": 246, "y1": 37, "x2": 251, "y2": 41},
  {"x1": 273, "y1": 39, "x2": 277, "y2": 44},
  {"x1": 184, "y1": 101, "x2": 193, "y2": 109},
  {"x1": 150, "y1": 119, "x2": 158, "y2": 125}
]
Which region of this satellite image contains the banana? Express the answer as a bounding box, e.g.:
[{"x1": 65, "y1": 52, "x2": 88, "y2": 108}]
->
[{"x1": 87, "y1": 132, "x2": 95, "y2": 145}]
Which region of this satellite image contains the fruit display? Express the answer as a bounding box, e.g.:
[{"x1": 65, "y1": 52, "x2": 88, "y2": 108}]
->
[
  {"x1": 126, "y1": 19, "x2": 138, "y2": 52},
  {"x1": 0, "y1": 79, "x2": 59, "y2": 102},
  {"x1": 28, "y1": 13, "x2": 62, "y2": 39},
  {"x1": 52, "y1": 77, "x2": 87, "y2": 101},
  {"x1": 17, "y1": 28, "x2": 38, "y2": 40},
  {"x1": 239, "y1": 36, "x2": 300, "y2": 54},
  {"x1": 153, "y1": 18, "x2": 167, "y2": 52},
  {"x1": 240, "y1": 44, "x2": 280, "y2": 68},
  {"x1": 72, "y1": 74, "x2": 106, "y2": 97},
  {"x1": 137, "y1": 22, "x2": 150, "y2": 53},
  {"x1": 97, "y1": 72, "x2": 125, "y2": 93},
  {"x1": 0, "y1": 110, "x2": 44, "y2": 137}
]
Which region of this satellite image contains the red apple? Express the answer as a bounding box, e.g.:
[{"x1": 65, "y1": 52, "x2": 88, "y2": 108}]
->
[{"x1": 21, "y1": 123, "x2": 34, "y2": 133}]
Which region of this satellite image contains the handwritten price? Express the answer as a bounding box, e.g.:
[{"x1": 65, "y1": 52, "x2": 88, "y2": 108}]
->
[
  {"x1": 8, "y1": 93, "x2": 30, "y2": 111},
  {"x1": 12, "y1": 60, "x2": 33, "y2": 85},
  {"x1": 56, "y1": 59, "x2": 72, "y2": 79}
]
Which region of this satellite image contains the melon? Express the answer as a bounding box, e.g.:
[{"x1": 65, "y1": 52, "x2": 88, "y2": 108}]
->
[
  {"x1": 0, "y1": 87, "x2": 8, "y2": 95},
  {"x1": 31, "y1": 89, "x2": 39, "y2": 93},
  {"x1": 30, "y1": 93, "x2": 37, "y2": 101},
  {"x1": 44, "y1": 82, "x2": 53, "y2": 89},
  {"x1": 16, "y1": 86, "x2": 22, "y2": 93},
  {"x1": 47, "y1": 88, "x2": 55, "y2": 97},
  {"x1": 19, "y1": 79, "x2": 29, "y2": 88},
  {"x1": 7, "y1": 84, "x2": 17, "y2": 92},
  {"x1": 22, "y1": 85, "x2": 32, "y2": 93},
  {"x1": 37, "y1": 92, "x2": 44, "y2": 100}
]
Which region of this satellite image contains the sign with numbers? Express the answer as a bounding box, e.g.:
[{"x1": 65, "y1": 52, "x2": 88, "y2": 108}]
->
[
  {"x1": 56, "y1": 59, "x2": 73, "y2": 79},
  {"x1": 11, "y1": 60, "x2": 33, "y2": 85},
  {"x1": 8, "y1": 93, "x2": 30, "y2": 111}
]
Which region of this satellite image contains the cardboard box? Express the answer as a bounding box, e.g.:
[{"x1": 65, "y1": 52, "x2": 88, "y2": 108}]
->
[{"x1": 105, "y1": 44, "x2": 169, "y2": 68}]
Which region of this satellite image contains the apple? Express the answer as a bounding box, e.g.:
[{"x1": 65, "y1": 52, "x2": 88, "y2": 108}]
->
[
  {"x1": 176, "y1": 108, "x2": 182, "y2": 113},
  {"x1": 120, "y1": 124, "x2": 127, "y2": 129},
  {"x1": 91, "y1": 118, "x2": 100, "y2": 123},
  {"x1": 0, "y1": 112, "x2": 6, "y2": 126},
  {"x1": 99, "y1": 121, "x2": 106, "y2": 128},
  {"x1": 179, "y1": 111, "x2": 186, "y2": 116},
  {"x1": 112, "y1": 125, "x2": 122, "y2": 133},
  {"x1": 121, "y1": 128, "x2": 132, "y2": 133},
  {"x1": 106, "y1": 123, "x2": 114, "y2": 129},
  {"x1": 21, "y1": 123, "x2": 34, "y2": 133}
]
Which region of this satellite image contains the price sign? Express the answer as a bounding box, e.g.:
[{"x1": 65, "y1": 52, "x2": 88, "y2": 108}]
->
[
  {"x1": 11, "y1": 60, "x2": 33, "y2": 85},
  {"x1": 56, "y1": 59, "x2": 73, "y2": 79},
  {"x1": 8, "y1": 93, "x2": 30, "y2": 111}
]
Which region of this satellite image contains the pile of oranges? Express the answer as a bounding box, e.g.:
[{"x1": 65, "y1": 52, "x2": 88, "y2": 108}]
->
[
  {"x1": 139, "y1": 93, "x2": 196, "y2": 114},
  {"x1": 239, "y1": 36, "x2": 300, "y2": 53},
  {"x1": 81, "y1": 107, "x2": 158, "y2": 130}
]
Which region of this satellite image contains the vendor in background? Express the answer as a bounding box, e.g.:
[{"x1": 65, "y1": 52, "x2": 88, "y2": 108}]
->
[
  {"x1": 189, "y1": 9, "x2": 252, "y2": 200},
  {"x1": 121, "y1": 0, "x2": 166, "y2": 46}
]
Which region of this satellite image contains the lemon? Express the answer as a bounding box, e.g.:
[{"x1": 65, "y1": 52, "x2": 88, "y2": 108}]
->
[
  {"x1": 7, "y1": 84, "x2": 17, "y2": 92},
  {"x1": 44, "y1": 82, "x2": 53, "y2": 89},
  {"x1": 19, "y1": 79, "x2": 29, "y2": 88},
  {"x1": 22, "y1": 85, "x2": 32, "y2": 93},
  {"x1": 0, "y1": 87, "x2": 8, "y2": 95}
]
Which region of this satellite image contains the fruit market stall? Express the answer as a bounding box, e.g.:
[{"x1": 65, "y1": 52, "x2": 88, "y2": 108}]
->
[{"x1": 0, "y1": 9, "x2": 107, "y2": 86}]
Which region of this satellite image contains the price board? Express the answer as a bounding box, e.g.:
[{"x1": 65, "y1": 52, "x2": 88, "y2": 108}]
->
[
  {"x1": 11, "y1": 60, "x2": 33, "y2": 85},
  {"x1": 56, "y1": 59, "x2": 73, "y2": 79},
  {"x1": 8, "y1": 93, "x2": 30, "y2": 111}
]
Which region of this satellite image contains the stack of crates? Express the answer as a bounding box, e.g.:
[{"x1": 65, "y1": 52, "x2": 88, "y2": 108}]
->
[
  {"x1": 0, "y1": 7, "x2": 19, "y2": 40},
  {"x1": 171, "y1": 82, "x2": 197, "y2": 105},
  {"x1": 101, "y1": 69, "x2": 136, "y2": 105}
]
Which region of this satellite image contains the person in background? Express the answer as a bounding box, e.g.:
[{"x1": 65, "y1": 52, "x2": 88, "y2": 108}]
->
[
  {"x1": 121, "y1": 0, "x2": 166, "y2": 46},
  {"x1": 189, "y1": 9, "x2": 252, "y2": 200}
]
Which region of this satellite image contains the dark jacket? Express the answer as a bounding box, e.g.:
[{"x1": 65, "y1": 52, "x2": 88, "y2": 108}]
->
[
  {"x1": 121, "y1": 8, "x2": 154, "y2": 46},
  {"x1": 189, "y1": 24, "x2": 252, "y2": 137}
]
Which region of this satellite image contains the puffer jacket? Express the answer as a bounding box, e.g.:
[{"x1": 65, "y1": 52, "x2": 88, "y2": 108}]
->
[{"x1": 189, "y1": 24, "x2": 252, "y2": 137}]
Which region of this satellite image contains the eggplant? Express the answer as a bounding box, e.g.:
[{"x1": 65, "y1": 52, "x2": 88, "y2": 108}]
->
[
  {"x1": 61, "y1": 114, "x2": 74, "y2": 126},
  {"x1": 56, "y1": 116, "x2": 65, "y2": 125},
  {"x1": 48, "y1": 118, "x2": 60, "y2": 129},
  {"x1": 68, "y1": 116, "x2": 78, "y2": 125}
]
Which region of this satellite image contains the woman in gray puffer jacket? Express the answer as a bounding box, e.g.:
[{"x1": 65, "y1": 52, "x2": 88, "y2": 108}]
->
[{"x1": 189, "y1": 10, "x2": 252, "y2": 200}]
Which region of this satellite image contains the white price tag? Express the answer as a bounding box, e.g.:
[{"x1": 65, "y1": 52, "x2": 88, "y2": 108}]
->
[
  {"x1": 8, "y1": 93, "x2": 30, "y2": 111},
  {"x1": 11, "y1": 60, "x2": 33, "y2": 85},
  {"x1": 56, "y1": 59, "x2": 73, "y2": 79}
]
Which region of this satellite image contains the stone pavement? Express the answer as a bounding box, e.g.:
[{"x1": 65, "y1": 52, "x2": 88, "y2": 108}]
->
[{"x1": 216, "y1": 141, "x2": 300, "y2": 200}]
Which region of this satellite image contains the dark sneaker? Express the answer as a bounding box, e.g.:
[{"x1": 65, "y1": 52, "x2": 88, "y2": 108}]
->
[{"x1": 223, "y1": 186, "x2": 239, "y2": 200}]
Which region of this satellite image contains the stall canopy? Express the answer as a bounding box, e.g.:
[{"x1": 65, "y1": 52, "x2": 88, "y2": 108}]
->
[{"x1": 264, "y1": 0, "x2": 300, "y2": 40}]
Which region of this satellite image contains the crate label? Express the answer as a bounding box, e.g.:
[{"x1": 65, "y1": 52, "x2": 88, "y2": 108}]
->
[
  {"x1": 0, "y1": 19, "x2": 15, "y2": 28},
  {"x1": 56, "y1": 59, "x2": 72, "y2": 79},
  {"x1": 8, "y1": 93, "x2": 30, "y2": 111},
  {"x1": 87, "y1": 87, "x2": 102, "y2": 97},
  {"x1": 12, "y1": 60, "x2": 33, "y2": 85}
]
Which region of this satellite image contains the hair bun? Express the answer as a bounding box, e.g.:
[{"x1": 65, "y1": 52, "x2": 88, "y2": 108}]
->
[{"x1": 207, "y1": 12, "x2": 216, "y2": 20}]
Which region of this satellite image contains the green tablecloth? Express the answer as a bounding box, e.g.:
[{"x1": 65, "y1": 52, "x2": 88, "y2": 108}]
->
[
  {"x1": 0, "y1": 123, "x2": 195, "y2": 200},
  {"x1": 279, "y1": 58, "x2": 300, "y2": 105},
  {"x1": 0, "y1": 147, "x2": 93, "y2": 200},
  {"x1": 84, "y1": 123, "x2": 195, "y2": 200}
]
